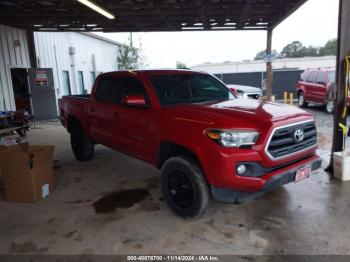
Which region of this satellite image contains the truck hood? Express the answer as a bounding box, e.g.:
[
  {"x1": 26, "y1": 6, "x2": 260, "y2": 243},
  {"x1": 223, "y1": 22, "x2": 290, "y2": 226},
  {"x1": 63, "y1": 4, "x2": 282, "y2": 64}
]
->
[{"x1": 170, "y1": 98, "x2": 312, "y2": 128}]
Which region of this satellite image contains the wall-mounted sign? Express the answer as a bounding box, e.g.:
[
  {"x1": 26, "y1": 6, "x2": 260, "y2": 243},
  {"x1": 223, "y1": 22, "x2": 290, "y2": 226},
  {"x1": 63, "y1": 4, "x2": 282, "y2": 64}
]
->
[{"x1": 34, "y1": 70, "x2": 49, "y2": 86}]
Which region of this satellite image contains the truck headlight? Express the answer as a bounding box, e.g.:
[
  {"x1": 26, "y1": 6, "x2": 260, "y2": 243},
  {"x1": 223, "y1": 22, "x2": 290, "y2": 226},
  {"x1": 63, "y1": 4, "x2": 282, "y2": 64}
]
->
[{"x1": 206, "y1": 130, "x2": 259, "y2": 147}]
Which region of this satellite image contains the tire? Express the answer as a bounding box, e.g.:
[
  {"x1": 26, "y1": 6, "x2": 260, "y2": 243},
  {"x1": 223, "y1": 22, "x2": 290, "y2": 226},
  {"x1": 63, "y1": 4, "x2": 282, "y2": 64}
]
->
[
  {"x1": 325, "y1": 100, "x2": 334, "y2": 114},
  {"x1": 70, "y1": 123, "x2": 94, "y2": 161},
  {"x1": 161, "y1": 156, "x2": 209, "y2": 219},
  {"x1": 298, "y1": 92, "x2": 308, "y2": 108}
]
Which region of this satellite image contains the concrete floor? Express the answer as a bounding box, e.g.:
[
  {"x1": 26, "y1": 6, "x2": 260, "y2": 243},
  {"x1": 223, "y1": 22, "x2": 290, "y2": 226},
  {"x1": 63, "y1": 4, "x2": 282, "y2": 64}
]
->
[{"x1": 1, "y1": 108, "x2": 350, "y2": 255}]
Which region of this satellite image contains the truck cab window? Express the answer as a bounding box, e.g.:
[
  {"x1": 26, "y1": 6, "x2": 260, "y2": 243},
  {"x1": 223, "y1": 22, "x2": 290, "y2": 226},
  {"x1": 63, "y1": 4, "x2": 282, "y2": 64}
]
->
[
  {"x1": 300, "y1": 71, "x2": 308, "y2": 81},
  {"x1": 315, "y1": 72, "x2": 326, "y2": 85},
  {"x1": 95, "y1": 77, "x2": 122, "y2": 104},
  {"x1": 306, "y1": 71, "x2": 316, "y2": 83},
  {"x1": 327, "y1": 71, "x2": 336, "y2": 83},
  {"x1": 150, "y1": 74, "x2": 234, "y2": 106},
  {"x1": 121, "y1": 77, "x2": 149, "y2": 103}
]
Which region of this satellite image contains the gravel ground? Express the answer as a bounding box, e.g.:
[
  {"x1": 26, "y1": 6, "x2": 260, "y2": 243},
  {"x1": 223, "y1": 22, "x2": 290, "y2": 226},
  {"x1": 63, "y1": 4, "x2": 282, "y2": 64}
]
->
[{"x1": 301, "y1": 104, "x2": 350, "y2": 168}]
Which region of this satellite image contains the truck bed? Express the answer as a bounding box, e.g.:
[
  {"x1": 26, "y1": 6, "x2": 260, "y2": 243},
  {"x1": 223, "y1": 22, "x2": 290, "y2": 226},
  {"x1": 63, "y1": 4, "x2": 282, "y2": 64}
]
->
[{"x1": 58, "y1": 95, "x2": 91, "y2": 135}]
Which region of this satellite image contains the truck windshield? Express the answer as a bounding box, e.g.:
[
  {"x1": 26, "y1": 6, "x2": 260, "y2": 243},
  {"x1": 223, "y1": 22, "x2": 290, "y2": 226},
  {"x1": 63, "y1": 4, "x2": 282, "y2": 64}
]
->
[
  {"x1": 327, "y1": 71, "x2": 336, "y2": 83},
  {"x1": 150, "y1": 74, "x2": 235, "y2": 106}
]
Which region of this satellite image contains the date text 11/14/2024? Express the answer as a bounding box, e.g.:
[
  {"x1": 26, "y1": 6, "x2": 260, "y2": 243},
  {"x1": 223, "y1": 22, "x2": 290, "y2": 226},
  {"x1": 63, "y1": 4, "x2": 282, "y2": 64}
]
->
[{"x1": 127, "y1": 255, "x2": 220, "y2": 261}]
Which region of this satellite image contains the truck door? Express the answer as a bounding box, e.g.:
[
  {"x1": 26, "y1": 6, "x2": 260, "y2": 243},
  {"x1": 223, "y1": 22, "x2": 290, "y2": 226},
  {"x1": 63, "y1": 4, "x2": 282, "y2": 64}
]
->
[
  {"x1": 112, "y1": 76, "x2": 154, "y2": 161},
  {"x1": 88, "y1": 77, "x2": 122, "y2": 147},
  {"x1": 313, "y1": 72, "x2": 328, "y2": 103},
  {"x1": 304, "y1": 71, "x2": 317, "y2": 102}
]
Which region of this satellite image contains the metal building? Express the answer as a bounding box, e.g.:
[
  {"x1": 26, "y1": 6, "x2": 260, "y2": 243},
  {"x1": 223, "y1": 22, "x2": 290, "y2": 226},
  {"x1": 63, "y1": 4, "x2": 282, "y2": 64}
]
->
[
  {"x1": 192, "y1": 56, "x2": 336, "y2": 99},
  {"x1": 0, "y1": 25, "x2": 31, "y2": 112},
  {"x1": 34, "y1": 32, "x2": 121, "y2": 96},
  {"x1": 0, "y1": 24, "x2": 121, "y2": 119},
  {"x1": 192, "y1": 56, "x2": 336, "y2": 74}
]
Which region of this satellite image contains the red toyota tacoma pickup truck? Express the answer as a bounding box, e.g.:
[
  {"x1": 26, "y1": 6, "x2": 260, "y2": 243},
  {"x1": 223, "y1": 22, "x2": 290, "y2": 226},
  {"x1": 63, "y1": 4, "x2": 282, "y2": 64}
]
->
[{"x1": 59, "y1": 70, "x2": 321, "y2": 219}]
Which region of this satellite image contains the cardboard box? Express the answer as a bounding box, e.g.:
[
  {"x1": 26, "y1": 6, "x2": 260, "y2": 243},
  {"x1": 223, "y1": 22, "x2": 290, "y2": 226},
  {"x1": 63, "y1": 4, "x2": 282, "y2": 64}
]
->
[{"x1": 0, "y1": 144, "x2": 55, "y2": 202}]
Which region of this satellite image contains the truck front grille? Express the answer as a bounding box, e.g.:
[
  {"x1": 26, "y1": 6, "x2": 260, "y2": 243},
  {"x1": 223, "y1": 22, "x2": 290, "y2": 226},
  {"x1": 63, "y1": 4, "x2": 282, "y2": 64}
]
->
[{"x1": 266, "y1": 121, "x2": 317, "y2": 159}]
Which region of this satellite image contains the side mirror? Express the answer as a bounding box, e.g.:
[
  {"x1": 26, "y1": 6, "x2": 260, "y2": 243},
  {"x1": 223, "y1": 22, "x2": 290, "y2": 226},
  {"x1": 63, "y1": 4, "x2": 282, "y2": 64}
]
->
[
  {"x1": 123, "y1": 94, "x2": 148, "y2": 107},
  {"x1": 317, "y1": 81, "x2": 326, "y2": 86}
]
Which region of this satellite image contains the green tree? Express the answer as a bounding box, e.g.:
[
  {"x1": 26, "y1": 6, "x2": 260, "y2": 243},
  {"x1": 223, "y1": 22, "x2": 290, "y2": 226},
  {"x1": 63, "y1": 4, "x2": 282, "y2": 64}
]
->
[
  {"x1": 117, "y1": 33, "x2": 148, "y2": 70},
  {"x1": 302, "y1": 45, "x2": 320, "y2": 57},
  {"x1": 281, "y1": 41, "x2": 308, "y2": 58},
  {"x1": 319, "y1": 39, "x2": 337, "y2": 56},
  {"x1": 256, "y1": 39, "x2": 337, "y2": 60},
  {"x1": 176, "y1": 61, "x2": 188, "y2": 69},
  {"x1": 254, "y1": 50, "x2": 280, "y2": 60},
  {"x1": 254, "y1": 50, "x2": 266, "y2": 60}
]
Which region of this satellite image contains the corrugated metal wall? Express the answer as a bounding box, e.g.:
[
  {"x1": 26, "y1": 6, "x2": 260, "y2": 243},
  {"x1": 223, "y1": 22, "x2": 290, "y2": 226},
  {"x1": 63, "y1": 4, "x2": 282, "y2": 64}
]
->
[
  {"x1": 34, "y1": 32, "x2": 119, "y2": 98},
  {"x1": 0, "y1": 24, "x2": 31, "y2": 111},
  {"x1": 215, "y1": 70, "x2": 304, "y2": 99},
  {"x1": 0, "y1": 26, "x2": 119, "y2": 112}
]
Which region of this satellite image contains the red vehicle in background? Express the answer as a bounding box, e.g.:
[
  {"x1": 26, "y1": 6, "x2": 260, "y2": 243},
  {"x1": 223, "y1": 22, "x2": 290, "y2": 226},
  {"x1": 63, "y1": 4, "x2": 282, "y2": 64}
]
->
[
  {"x1": 59, "y1": 70, "x2": 321, "y2": 219},
  {"x1": 297, "y1": 68, "x2": 350, "y2": 114}
]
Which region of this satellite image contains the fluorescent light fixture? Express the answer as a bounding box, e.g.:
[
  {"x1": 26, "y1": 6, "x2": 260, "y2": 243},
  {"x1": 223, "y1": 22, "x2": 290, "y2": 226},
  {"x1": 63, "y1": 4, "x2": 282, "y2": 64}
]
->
[
  {"x1": 182, "y1": 27, "x2": 204, "y2": 30},
  {"x1": 77, "y1": 0, "x2": 115, "y2": 19},
  {"x1": 244, "y1": 26, "x2": 265, "y2": 29},
  {"x1": 39, "y1": 28, "x2": 58, "y2": 31},
  {"x1": 224, "y1": 22, "x2": 236, "y2": 26},
  {"x1": 212, "y1": 26, "x2": 236, "y2": 30},
  {"x1": 68, "y1": 28, "x2": 85, "y2": 31}
]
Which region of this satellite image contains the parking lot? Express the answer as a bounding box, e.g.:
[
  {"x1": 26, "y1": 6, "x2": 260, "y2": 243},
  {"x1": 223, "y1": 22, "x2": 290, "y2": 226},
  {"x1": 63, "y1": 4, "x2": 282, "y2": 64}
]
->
[{"x1": 0, "y1": 105, "x2": 350, "y2": 255}]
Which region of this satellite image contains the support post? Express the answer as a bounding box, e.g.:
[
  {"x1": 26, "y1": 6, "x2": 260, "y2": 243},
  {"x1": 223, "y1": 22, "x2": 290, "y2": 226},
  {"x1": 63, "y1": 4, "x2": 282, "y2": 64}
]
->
[
  {"x1": 26, "y1": 30, "x2": 37, "y2": 124},
  {"x1": 266, "y1": 29, "x2": 273, "y2": 100},
  {"x1": 26, "y1": 30, "x2": 37, "y2": 68},
  {"x1": 330, "y1": 0, "x2": 350, "y2": 174}
]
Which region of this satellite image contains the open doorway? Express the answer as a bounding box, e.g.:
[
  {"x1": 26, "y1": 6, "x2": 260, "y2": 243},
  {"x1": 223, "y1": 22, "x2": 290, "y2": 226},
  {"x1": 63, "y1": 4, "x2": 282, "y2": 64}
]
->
[{"x1": 10, "y1": 68, "x2": 32, "y2": 114}]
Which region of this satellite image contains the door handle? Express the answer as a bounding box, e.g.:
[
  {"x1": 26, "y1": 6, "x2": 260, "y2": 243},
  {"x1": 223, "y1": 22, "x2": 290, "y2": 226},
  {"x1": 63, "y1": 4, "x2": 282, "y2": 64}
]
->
[
  {"x1": 113, "y1": 112, "x2": 120, "y2": 118},
  {"x1": 90, "y1": 107, "x2": 95, "y2": 113}
]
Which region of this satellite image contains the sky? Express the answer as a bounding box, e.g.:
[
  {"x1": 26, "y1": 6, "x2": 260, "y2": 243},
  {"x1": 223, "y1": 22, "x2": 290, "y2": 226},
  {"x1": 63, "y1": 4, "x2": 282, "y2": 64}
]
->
[{"x1": 96, "y1": 0, "x2": 339, "y2": 68}]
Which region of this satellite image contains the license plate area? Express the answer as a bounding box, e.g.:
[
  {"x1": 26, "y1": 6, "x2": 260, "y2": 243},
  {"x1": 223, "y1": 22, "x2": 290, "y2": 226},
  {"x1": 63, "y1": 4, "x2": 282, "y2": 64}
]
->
[{"x1": 295, "y1": 165, "x2": 312, "y2": 182}]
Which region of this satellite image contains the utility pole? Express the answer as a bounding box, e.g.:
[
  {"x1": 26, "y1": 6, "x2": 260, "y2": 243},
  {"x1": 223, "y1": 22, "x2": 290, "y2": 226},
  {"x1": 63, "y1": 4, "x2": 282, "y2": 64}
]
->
[
  {"x1": 129, "y1": 32, "x2": 133, "y2": 47},
  {"x1": 266, "y1": 29, "x2": 273, "y2": 100}
]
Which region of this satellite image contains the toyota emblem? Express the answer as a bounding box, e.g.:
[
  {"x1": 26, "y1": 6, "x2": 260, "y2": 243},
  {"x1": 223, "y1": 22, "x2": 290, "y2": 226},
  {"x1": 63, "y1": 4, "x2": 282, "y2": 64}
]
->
[{"x1": 294, "y1": 129, "x2": 304, "y2": 143}]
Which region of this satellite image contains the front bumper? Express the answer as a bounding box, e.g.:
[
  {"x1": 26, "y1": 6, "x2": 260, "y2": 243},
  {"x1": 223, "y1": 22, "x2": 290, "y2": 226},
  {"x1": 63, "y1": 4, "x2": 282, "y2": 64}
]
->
[{"x1": 211, "y1": 154, "x2": 322, "y2": 204}]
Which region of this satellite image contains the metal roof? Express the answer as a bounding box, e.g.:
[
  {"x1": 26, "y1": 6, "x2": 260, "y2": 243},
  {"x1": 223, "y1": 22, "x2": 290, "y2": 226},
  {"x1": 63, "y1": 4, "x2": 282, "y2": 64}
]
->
[
  {"x1": 79, "y1": 32, "x2": 122, "y2": 46},
  {"x1": 0, "y1": 0, "x2": 307, "y2": 32}
]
